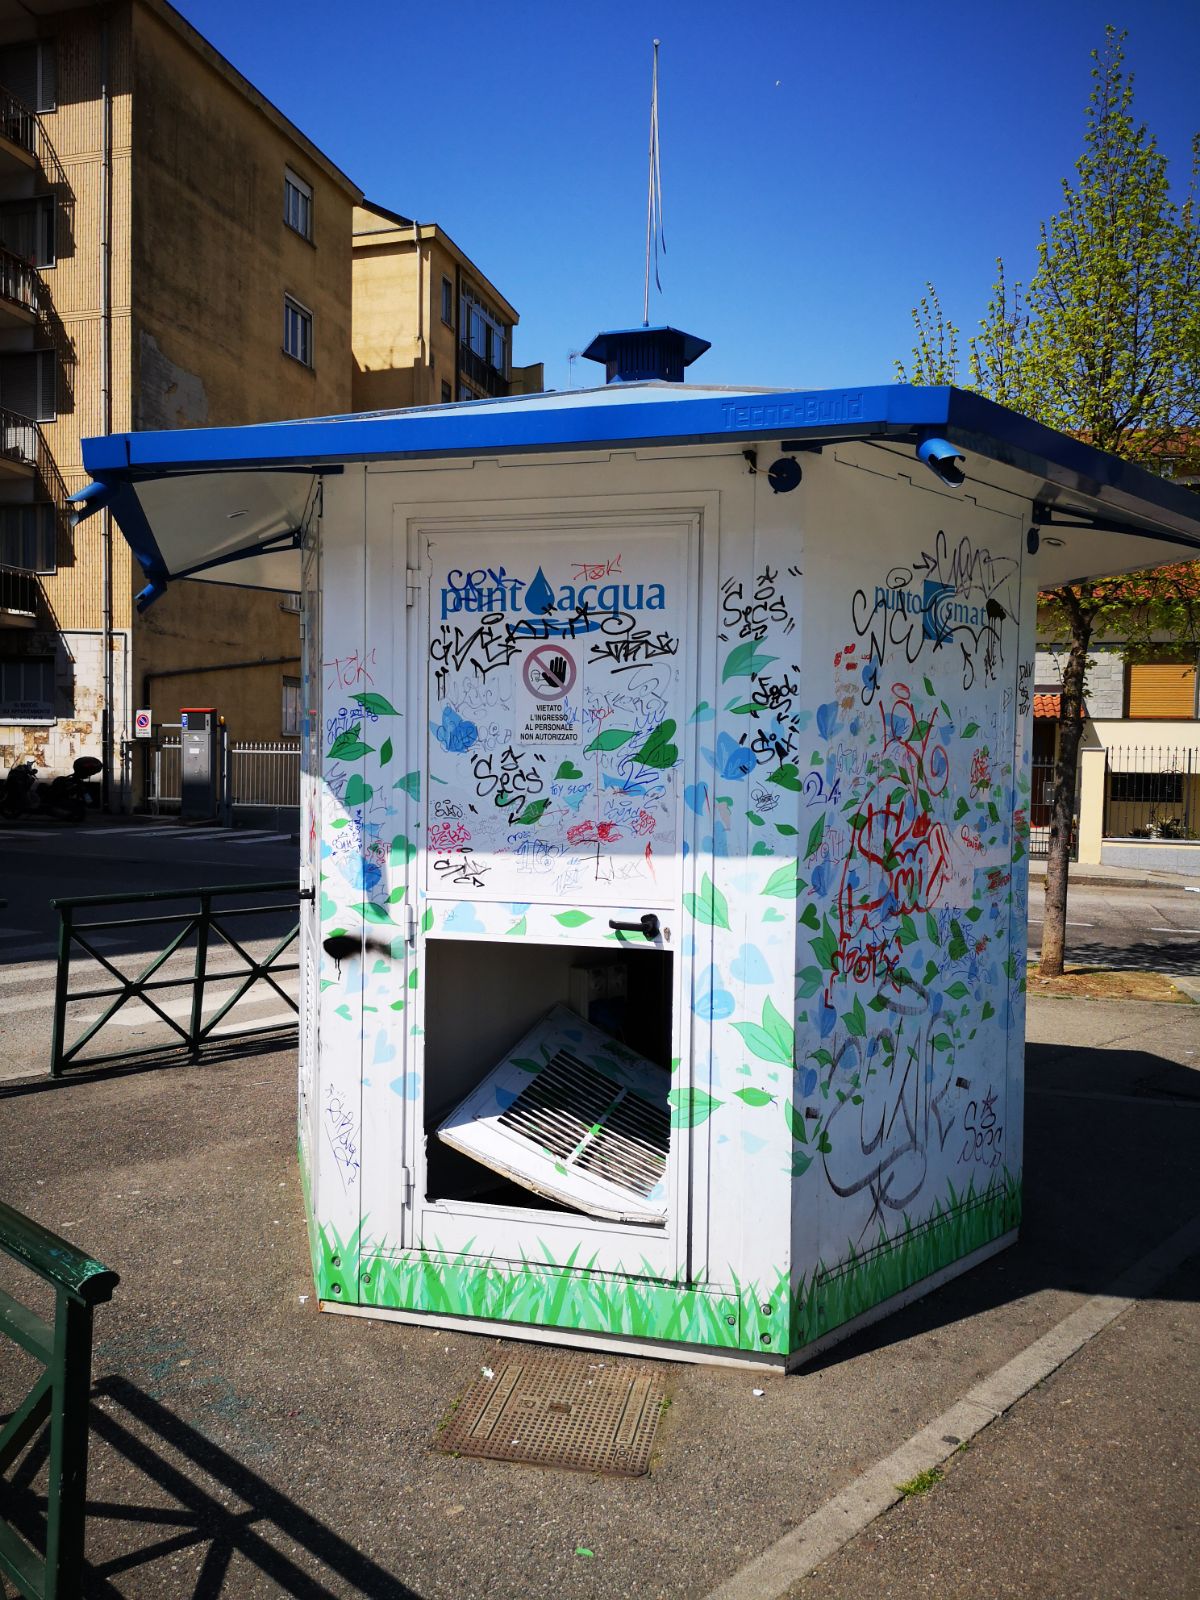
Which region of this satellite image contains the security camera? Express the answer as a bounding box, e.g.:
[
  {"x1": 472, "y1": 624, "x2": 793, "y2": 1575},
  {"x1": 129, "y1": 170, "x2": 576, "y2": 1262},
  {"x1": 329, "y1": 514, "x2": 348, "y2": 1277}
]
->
[{"x1": 916, "y1": 436, "x2": 966, "y2": 488}]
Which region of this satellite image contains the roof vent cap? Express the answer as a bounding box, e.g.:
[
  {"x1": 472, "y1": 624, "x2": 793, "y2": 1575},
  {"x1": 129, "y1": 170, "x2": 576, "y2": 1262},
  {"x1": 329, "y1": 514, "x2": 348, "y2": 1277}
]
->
[{"x1": 582, "y1": 325, "x2": 710, "y2": 385}]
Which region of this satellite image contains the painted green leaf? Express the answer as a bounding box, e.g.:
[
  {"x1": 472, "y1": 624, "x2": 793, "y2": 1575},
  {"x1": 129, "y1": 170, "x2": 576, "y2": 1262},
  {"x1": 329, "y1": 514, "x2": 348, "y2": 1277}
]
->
[
  {"x1": 923, "y1": 676, "x2": 935, "y2": 697},
  {"x1": 683, "y1": 872, "x2": 730, "y2": 929},
  {"x1": 762, "y1": 862, "x2": 801, "y2": 898},
  {"x1": 584, "y1": 727, "x2": 636, "y2": 754},
  {"x1": 379, "y1": 736, "x2": 394, "y2": 764},
  {"x1": 962, "y1": 721, "x2": 980, "y2": 737},
  {"x1": 805, "y1": 814, "x2": 826, "y2": 860},
  {"x1": 554, "y1": 909, "x2": 592, "y2": 928},
  {"x1": 981, "y1": 1000, "x2": 996, "y2": 1021},
  {"x1": 796, "y1": 965, "x2": 823, "y2": 999},
  {"x1": 815, "y1": 1131, "x2": 832, "y2": 1154},
  {"x1": 328, "y1": 731, "x2": 373, "y2": 761},
  {"x1": 513, "y1": 797, "x2": 551, "y2": 826},
  {"x1": 506, "y1": 917, "x2": 527, "y2": 937},
  {"x1": 390, "y1": 998, "x2": 405, "y2": 1011},
  {"x1": 736, "y1": 998, "x2": 794, "y2": 1066},
  {"x1": 689, "y1": 701, "x2": 712, "y2": 723},
  {"x1": 668, "y1": 1087, "x2": 723, "y2": 1128},
  {"x1": 898, "y1": 913, "x2": 919, "y2": 947},
  {"x1": 390, "y1": 833, "x2": 416, "y2": 865},
  {"x1": 932, "y1": 1033, "x2": 952, "y2": 1051},
  {"x1": 632, "y1": 719, "x2": 678, "y2": 770},
  {"x1": 784, "y1": 1101, "x2": 808, "y2": 1143},
  {"x1": 319, "y1": 891, "x2": 336, "y2": 921},
  {"x1": 343, "y1": 774, "x2": 373, "y2": 806},
  {"x1": 555, "y1": 760, "x2": 583, "y2": 780},
  {"x1": 775, "y1": 822, "x2": 798, "y2": 836},
  {"x1": 747, "y1": 811, "x2": 764, "y2": 828},
  {"x1": 925, "y1": 911, "x2": 941, "y2": 945},
  {"x1": 407, "y1": 968, "x2": 419, "y2": 989},
  {"x1": 331, "y1": 818, "x2": 349, "y2": 830},
  {"x1": 965, "y1": 906, "x2": 983, "y2": 922},
  {"x1": 421, "y1": 907, "x2": 434, "y2": 932},
  {"x1": 767, "y1": 764, "x2": 802, "y2": 791},
  {"x1": 751, "y1": 841, "x2": 772, "y2": 856},
  {"x1": 334, "y1": 1003, "x2": 353, "y2": 1021},
  {"x1": 790, "y1": 1152, "x2": 813, "y2": 1176},
  {"x1": 393, "y1": 770, "x2": 420, "y2": 799},
  {"x1": 386, "y1": 886, "x2": 405, "y2": 904},
  {"x1": 799, "y1": 902, "x2": 820, "y2": 930},
  {"x1": 735, "y1": 1087, "x2": 774, "y2": 1108},
  {"x1": 722, "y1": 638, "x2": 778, "y2": 682},
  {"x1": 361, "y1": 902, "x2": 393, "y2": 924},
  {"x1": 843, "y1": 995, "x2": 867, "y2": 1038},
  {"x1": 954, "y1": 796, "x2": 970, "y2": 820},
  {"x1": 352, "y1": 692, "x2": 400, "y2": 715}
]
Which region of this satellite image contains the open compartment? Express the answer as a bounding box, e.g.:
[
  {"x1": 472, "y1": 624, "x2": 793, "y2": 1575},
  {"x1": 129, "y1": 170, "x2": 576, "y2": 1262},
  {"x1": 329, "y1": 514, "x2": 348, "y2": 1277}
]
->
[{"x1": 422, "y1": 938, "x2": 673, "y2": 1221}]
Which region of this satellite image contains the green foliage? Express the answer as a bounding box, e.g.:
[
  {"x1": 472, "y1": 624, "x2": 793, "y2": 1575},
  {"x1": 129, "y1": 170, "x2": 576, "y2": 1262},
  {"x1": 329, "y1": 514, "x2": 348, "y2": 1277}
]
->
[{"x1": 897, "y1": 1467, "x2": 944, "y2": 1498}]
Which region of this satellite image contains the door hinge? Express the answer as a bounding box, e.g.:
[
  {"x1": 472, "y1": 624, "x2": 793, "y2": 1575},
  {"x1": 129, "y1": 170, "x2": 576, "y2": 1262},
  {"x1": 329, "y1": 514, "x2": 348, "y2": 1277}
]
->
[
  {"x1": 404, "y1": 901, "x2": 417, "y2": 944},
  {"x1": 406, "y1": 567, "x2": 420, "y2": 607},
  {"x1": 400, "y1": 1166, "x2": 413, "y2": 1205}
]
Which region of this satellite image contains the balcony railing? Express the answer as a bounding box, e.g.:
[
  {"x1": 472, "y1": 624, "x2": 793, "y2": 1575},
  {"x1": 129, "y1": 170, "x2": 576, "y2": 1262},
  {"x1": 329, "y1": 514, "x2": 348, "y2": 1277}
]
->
[
  {"x1": 0, "y1": 560, "x2": 38, "y2": 618},
  {"x1": 0, "y1": 240, "x2": 36, "y2": 316},
  {"x1": 0, "y1": 403, "x2": 70, "y2": 521},
  {"x1": 0, "y1": 84, "x2": 70, "y2": 193},
  {"x1": 458, "y1": 342, "x2": 509, "y2": 399}
]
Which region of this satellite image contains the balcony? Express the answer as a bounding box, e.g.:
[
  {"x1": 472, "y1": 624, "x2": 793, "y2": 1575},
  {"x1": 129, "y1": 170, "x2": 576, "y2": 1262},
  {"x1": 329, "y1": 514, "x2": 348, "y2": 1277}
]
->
[
  {"x1": 457, "y1": 342, "x2": 510, "y2": 400},
  {"x1": 0, "y1": 87, "x2": 37, "y2": 181},
  {"x1": 0, "y1": 242, "x2": 37, "y2": 331},
  {"x1": 0, "y1": 561, "x2": 38, "y2": 628},
  {"x1": 0, "y1": 404, "x2": 69, "y2": 524}
]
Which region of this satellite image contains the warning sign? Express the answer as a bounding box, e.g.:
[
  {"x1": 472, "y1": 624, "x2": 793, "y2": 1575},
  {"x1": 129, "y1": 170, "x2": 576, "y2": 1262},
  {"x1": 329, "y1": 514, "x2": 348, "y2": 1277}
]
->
[
  {"x1": 522, "y1": 644, "x2": 576, "y2": 701},
  {"x1": 134, "y1": 708, "x2": 152, "y2": 738}
]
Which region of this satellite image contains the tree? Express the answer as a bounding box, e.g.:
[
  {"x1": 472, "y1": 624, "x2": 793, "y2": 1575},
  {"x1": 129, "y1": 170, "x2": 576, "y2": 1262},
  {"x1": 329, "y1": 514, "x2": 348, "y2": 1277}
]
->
[{"x1": 898, "y1": 27, "x2": 1200, "y2": 976}]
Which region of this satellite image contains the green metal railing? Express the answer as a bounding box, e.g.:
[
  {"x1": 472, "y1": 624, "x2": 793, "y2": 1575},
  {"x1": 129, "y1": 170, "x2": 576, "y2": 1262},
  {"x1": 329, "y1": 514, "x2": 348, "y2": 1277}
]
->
[
  {"x1": 49, "y1": 881, "x2": 301, "y2": 1077},
  {"x1": 0, "y1": 1200, "x2": 118, "y2": 1599}
]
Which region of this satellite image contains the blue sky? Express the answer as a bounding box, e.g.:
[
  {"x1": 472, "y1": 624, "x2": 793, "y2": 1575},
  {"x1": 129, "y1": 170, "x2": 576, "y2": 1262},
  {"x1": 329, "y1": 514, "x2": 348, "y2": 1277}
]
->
[{"x1": 185, "y1": 0, "x2": 1200, "y2": 394}]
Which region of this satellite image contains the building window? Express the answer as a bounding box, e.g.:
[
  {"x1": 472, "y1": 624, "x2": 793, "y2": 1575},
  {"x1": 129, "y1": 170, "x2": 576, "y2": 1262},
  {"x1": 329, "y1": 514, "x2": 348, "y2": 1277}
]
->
[
  {"x1": 0, "y1": 348, "x2": 56, "y2": 421},
  {"x1": 282, "y1": 675, "x2": 301, "y2": 736},
  {"x1": 0, "y1": 41, "x2": 56, "y2": 112},
  {"x1": 459, "y1": 288, "x2": 510, "y2": 376},
  {"x1": 283, "y1": 296, "x2": 312, "y2": 367},
  {"x1": 0, "y1": 654, "x2": 54, "y2": 719},
  {"x1": 284, "y1": 169, "x2": 313, "y2": 240},
  {"x1": 1125, "y1": 657, "x2": 1198, "y2": 719},
  {"x1": 441, "y1": 276, "x2": 453, "y2": 325},
  {"x1": 0, "y1": 503, "x2": 55, "y2": 572},
  {"x1": 0, "y1": 195, "x2": 55, "y2": 267}
]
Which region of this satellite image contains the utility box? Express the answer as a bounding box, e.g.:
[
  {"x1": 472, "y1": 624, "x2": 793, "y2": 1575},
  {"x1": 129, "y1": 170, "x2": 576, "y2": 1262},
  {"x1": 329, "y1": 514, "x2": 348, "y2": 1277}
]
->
[
  {"x1": 179, "y1": 707, "x2": 220, "y2": 821},
  {"x1": 83, "y1": 339, "x2": 1200, "y2": 1370}
]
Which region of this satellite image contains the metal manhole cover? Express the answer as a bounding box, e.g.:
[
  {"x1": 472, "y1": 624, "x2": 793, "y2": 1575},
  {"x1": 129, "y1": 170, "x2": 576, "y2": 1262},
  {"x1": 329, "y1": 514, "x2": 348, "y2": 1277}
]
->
[{"x1": 435, "y1": 1356, "x2": 665, "y2": 1476}]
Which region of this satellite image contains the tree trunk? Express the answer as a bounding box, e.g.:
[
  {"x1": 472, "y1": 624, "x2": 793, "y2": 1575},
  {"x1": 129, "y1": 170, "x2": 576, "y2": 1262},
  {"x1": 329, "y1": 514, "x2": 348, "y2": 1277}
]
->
[{"x1": 1040, "y1": 593, "x2": 1093, "y2": 977}]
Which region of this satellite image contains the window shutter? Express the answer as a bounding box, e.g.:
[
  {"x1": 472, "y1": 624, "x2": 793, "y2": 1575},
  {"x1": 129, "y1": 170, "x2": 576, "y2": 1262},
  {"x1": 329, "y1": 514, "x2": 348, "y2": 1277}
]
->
[
  {"x1": 438, "y1": 1003, "x2": 670, "y2": 1223},
  {"x1": 1126, "y1": 661, "x2": 1197, "y2": 719}
]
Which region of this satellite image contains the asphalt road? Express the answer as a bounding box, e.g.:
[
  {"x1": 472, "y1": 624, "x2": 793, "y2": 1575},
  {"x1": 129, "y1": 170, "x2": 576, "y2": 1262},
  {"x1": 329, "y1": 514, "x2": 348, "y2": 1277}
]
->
[
  {"x1": 1026, "y1": 879, "x2": 1200, "y2": 974},
  {"x1": 0, "y1": 820, "x2": 301, "y2": 1081}
]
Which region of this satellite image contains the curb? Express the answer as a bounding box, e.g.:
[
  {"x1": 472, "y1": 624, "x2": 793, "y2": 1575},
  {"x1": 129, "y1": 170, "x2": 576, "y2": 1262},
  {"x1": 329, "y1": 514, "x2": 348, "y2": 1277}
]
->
[{"x1": 704, "y1": 1213, "x2": 1200, "y2": 1600}]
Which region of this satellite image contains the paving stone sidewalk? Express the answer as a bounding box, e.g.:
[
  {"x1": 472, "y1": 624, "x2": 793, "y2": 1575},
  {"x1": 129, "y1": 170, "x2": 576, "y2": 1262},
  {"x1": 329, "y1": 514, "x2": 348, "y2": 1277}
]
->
[{"x1": 0, "y1": 991, "x2": 1196, "y2": 1598}]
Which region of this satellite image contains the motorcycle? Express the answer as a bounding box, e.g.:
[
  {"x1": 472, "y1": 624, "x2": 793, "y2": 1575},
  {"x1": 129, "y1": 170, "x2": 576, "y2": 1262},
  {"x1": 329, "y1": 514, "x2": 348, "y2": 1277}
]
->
[{"x1": 0, "y1": 755, "x2": 102, "y2": 824}]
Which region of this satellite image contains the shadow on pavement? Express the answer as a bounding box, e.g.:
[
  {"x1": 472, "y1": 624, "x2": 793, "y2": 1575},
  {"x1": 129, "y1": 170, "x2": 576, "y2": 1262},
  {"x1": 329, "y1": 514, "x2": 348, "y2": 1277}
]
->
[
  {"x1": 806, "y1": 1040, "x2": 1200, "y2": 1375},
  {"x1": 1059, "y1": 935, "x2": 1200, "y2": 975},
  {"x1": 0, "y1": 1032, "x2": 298, "y2": 1101},
  {"x1": 1, "y1": 1377, "x2": 421, "y2": 1599}
]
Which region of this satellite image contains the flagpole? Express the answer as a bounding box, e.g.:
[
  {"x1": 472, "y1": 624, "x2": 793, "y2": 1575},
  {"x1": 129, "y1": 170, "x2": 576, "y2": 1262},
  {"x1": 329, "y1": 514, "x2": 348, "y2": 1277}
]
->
[{"x1": 643, "y1": 38, "x2": 660, "y2": 327}]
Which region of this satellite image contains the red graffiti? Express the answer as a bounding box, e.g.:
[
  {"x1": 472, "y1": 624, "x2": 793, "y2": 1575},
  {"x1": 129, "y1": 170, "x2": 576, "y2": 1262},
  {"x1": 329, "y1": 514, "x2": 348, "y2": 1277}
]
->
[
  {"x1": 632, "y1": 809, "x2": 657, "y2": 836},
  {"x1": 969, "y1": 747, "x2": 992, "y2": 797},
  {"x1": 429, "y1": 821, "x2": 471, "y2": 851},
  {"x1": 960, "y1": 825, "x2": 983, "y2": 852},
  {"x1": 567, "y1": 819, "x2": 621, "y2": 847},
  {"x1": 834, "y1": 684, "x2": 952, "y2": 994}
]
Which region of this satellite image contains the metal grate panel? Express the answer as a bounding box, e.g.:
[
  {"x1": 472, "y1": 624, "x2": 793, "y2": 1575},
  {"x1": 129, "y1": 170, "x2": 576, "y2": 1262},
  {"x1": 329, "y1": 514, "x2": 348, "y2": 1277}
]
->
[
  {"x1": 436, "y1": 1355, "x2": 665, "y2": 1476},
  {"x1": 498, "y1": 1047, "x2": 668, "y2": 1198}
]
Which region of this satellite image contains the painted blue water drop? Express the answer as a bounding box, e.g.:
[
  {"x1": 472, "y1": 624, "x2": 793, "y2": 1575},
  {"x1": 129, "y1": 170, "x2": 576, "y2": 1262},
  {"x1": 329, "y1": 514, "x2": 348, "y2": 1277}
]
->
[{"x1": 525, "y1": 566, "x2": 556, "y2": 615}]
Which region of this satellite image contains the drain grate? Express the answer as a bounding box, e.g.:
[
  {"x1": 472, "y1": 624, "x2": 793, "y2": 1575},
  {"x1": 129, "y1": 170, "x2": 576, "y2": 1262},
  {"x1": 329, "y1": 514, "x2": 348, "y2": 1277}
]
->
[{"x1": 435, "y1": 1355, "x2": 665, "y2": 1476}]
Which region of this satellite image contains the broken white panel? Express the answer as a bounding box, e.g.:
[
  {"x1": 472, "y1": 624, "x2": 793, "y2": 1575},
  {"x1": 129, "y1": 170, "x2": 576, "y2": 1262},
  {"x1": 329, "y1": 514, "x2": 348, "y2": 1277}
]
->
[{"x1": 437, "y1": 1004, "x2": 670, "y2": 1224}]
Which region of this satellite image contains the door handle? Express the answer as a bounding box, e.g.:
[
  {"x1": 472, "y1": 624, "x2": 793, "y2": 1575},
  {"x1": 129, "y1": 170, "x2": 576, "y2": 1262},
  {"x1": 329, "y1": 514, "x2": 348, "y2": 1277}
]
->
[{"x1": 607, "y1": 913, "x2": 661, "y2": 941}]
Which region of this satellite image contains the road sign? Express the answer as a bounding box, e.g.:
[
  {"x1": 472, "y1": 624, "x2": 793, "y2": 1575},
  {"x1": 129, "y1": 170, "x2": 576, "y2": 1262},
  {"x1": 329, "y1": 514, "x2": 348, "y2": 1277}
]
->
[{"x1": 134, "y1": 708, "x2": 152, "y2": 739}]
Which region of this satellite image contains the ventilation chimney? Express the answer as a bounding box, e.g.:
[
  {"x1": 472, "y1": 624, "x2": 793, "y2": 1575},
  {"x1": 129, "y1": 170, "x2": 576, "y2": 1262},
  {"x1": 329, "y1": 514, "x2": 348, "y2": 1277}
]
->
[{"x1": 581, "y1": 325, "x2": 710, "y2": 385}]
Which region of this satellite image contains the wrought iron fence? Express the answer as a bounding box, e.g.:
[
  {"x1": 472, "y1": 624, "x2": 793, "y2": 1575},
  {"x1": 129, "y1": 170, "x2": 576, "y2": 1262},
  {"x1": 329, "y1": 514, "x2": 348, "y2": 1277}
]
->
[
  {"x1": 229, "y1": 740, "x2": 300, "y2": 810},
  {"x1": 49, "y1": 880, "x2": 301, "y2": 1075},
  {"x1": 146, "y1": 733, "x2": 181, "y2": 814},
  {"x1": 1027, "y1": 758, "x2": 1058, "y2": 858},
  {"x1": 0, "y1": 1200, "x2": 118, "y2": 1599},
  {"x1": 1104, "y1": 744, "x2": 1199, "y2": 841},
  {"x1": 0, "y1": 242, "x2": 36, "y2": 316},
  {"x1": 0, "y1": 561, "x2": 38, "y2": 618}
]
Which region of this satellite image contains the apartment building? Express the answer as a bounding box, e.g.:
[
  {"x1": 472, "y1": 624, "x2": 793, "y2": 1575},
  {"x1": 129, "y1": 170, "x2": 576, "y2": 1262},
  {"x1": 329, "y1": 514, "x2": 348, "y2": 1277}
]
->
[
  {"x1": 0, "y1": 2, "x2": 540, "y2": 805},
  {"x1": 352, "y1": 200, "x2": 542, "y2": 412}
]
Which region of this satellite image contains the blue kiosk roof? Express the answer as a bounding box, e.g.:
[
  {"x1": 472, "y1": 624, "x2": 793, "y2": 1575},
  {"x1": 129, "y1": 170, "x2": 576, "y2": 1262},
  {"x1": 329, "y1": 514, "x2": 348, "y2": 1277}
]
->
[{"x1": 77, "y1": 381, "x2": 1200, "y2": 601}]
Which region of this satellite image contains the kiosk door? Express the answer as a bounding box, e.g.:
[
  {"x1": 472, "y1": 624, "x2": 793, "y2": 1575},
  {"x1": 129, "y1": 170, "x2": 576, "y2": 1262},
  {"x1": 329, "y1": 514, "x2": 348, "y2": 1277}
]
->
[{"x1": 411, "y1": 513, "x2": 706, "y2": 1281}]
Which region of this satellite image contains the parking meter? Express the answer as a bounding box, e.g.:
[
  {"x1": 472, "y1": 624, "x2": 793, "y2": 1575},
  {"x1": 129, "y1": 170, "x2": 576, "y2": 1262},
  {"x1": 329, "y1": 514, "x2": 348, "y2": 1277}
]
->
[{"x1": 180, "y1": 707, "x2": 221, "y2": 820}]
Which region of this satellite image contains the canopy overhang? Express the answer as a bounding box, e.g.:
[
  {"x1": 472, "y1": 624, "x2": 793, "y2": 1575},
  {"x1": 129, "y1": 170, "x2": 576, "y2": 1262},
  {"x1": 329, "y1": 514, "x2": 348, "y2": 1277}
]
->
[{"x1": 77, "y1": 384, "x2": 1200, "y2": 602}]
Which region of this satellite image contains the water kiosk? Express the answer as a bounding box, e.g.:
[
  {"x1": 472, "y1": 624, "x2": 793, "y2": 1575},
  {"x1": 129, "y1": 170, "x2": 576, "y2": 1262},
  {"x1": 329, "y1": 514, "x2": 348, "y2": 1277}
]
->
[{"x1": 76, "y1": 334, "x2": 1200, "y2": 1368}]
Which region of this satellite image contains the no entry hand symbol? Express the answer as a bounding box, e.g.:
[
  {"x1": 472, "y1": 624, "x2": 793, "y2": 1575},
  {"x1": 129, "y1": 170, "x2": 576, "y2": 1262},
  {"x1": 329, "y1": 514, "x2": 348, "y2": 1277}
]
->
[{"x1": 523, "y1": 644, "x2": 576, "y2": 701}]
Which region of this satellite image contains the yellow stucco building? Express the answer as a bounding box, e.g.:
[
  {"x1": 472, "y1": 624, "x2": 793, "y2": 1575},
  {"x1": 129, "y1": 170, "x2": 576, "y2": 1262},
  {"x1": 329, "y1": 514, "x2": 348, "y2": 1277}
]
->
[{"x1": 0, "y1": 0, "x2": 538, "y2": 807}]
